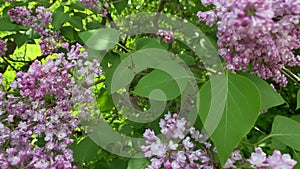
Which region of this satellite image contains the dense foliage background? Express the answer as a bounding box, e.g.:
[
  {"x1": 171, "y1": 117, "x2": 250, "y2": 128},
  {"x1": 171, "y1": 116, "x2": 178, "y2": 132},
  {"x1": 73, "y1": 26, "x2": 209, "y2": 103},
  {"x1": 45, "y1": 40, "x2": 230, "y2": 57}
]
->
[{"x1": 0, "y1": 0, "x2": 300, "y2": 169}]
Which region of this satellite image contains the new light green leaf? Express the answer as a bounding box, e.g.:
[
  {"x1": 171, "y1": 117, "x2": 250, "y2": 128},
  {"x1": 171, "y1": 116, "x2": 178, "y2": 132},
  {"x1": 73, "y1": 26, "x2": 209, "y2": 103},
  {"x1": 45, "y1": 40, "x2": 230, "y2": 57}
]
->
[
  {"x1": 270, "y1": 116, "x2": 300, "y2": 151},
  {"x1": 241, "y1": 73, "x2": 285, "y2": 110},
  {"x1": 199, "y1": 72, "x2": 261, "y2": 166},
  {"x1": 79, "y1": 28, "x2": 120, "y2": 50}
]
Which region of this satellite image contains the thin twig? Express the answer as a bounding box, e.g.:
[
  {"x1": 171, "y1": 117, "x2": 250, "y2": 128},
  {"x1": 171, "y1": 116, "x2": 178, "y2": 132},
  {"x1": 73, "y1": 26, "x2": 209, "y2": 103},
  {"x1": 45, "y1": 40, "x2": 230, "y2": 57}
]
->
[
  {"x1": 154, "y1": 0, "x2": 167, "y2": 30},
  {"x1": 1, "y1": 56, "x2": 17, "y2": 71},
  {"x1": 5, "y1": 56, "x2": 30, "y2": 63},
  {"x1": 23, "y1": 44, "x2": 27, "y2": 60}
]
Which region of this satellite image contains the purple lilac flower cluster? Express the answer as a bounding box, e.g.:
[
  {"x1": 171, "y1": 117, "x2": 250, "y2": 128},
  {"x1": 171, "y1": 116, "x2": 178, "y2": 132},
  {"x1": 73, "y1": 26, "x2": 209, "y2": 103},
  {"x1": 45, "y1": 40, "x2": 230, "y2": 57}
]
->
[
  {"x1": 0, "y1": 38, "x2": 7, "y2": 56},
  {"x1": 197, "y1": 0, "x2": 300, "y2": 86},
  {"x1": 224, "y1": 147, "x2": 297, "y2": 169},
  {"x1": 0, "y1": 43, "x2": 101, "y2": 169},
  {"x1": 156, "y1": 29, "x2": 175, "y2": 43},
  {"x1": 141, "y1": 113, "x2": 215, "y2": 169},
  {"x1": 8, "y1": 6, "x2": 62, "y2": 56},
  {"x1": 78, "y1": 0, "x2": 108, "y2": 15}
]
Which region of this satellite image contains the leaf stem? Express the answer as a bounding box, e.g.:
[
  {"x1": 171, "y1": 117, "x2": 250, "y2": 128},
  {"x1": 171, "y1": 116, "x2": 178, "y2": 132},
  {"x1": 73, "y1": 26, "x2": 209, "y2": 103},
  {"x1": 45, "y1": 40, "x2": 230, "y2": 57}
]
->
[{"x1": 255, "y1": 135, "x2": 272, "y2": 146}]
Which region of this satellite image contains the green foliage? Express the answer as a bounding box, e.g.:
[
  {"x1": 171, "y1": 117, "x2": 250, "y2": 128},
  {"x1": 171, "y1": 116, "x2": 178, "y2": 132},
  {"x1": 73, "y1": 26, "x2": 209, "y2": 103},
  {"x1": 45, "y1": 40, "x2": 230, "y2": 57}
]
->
[
  {"x1": 133, "y1": 69, "x2": 181, "y2": 101},
  {"x1": 0, "y1": 16, "x2": 20, "y2": 31},
  {"x1": 241, "y1": 73, "x2": 285, "y2": 110},
  {"x1": 134, "y1": 37, "x2": 168, "y2": 50},
  {"x1": 294, "y1": 152, "x2": 300, "y2": 169},
  {"x1": 52, "y1": 6, "x2": 70, "y2": 30},
  {"x1": 127, "y1": 158, "x2": 150, "y2": 169},
  {"x1": 72, "y1": 137, "x2": 101, "y2": 162},
  {"x1": 69, "y1": 16, "x2": 84, "y2": 31},
  {"x1": 270, "y1": 116, "x2": 300, "y2": 151},
  {"x1": 100, "y1": 51, "x2": 121, "y2": 92},
  {"x1": 79, "y1": 28, "x2": 120, "y2": 50},
  {"x1": 297, "y1": 89, "x2": 300, "y2": 110},
  {"x1": 1, "y1": 0, "x2": 300, "y2": 168},
  {"x1": 112, "y1": 0, "x2": 128, "y2": 14},
  {"x1": 199, "y1": 72, "x2": 261, "y2": 165},
  {"x1": 60, "y1": 26, "x2": 76, "y2": 41},
  {"x1": 178, "y1": 53, "x2": 196, "y2": 66}
]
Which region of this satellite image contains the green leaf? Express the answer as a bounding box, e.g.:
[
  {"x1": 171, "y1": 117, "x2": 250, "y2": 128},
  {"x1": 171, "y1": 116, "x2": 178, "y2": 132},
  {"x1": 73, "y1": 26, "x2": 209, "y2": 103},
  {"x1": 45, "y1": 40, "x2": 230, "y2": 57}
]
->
[
  {"x1": 38, "y1": 0, "x2": 50, "y2": 6},
  {"x1": 52, "y1": 7, "x2": 70, "y2": 30},
  {"x1": 291, "y1": 114, "x2": 300, "y2": 123},
  {"x1": 293, "y1": 151, "x2": 300, "y2": 169},
  {"x1": 270, "y1": 116, "x2": 300, "y2": 151},
  {"x1": 133, "y1": 70, "x2": 181, "y2": 101},
  {"x1": 68, "y1": 3, "x2": 86, "y2": 11},
  {"x1": 74, "y1": 12, "x2": 88, "y2": 19},
  {"x1": 97, "y1": 88, "x2": 114, "y2": 112},
  {"x1": 68, "y1": 16, "x2": 83, "y2": 31},
  {"x1": 127, "y1": 158, "x2": 149, "y2": 169},
  {"x1": 60, "y1": 26, "x2": 75, "y2": 41},
  {"x1": 270, "y1": 137, "x2": 286, "y2": 150},
  {"x1": 178, "y1": 53, "x2": 195, "y2": 66},
  {"x1": 9, "y1": 33, "x2": 28, "y2": 47},
  {"x1": 100, "y1": 52, "x2": 121, "y2": 92},
  {"x1": 135, "y1": 38, "x2": 167, "y2": 50},
  {"x1": 241, "y1": 73, "x2": 285, "y2": 110},
  {"x1": 297, "y1": 89, "x2": 300, "y2": 110},
  {"x1": 79, "y1": 28, "x2": 120, "y2": 50},
  {"x1": 0, "y1": 17, "x2": 18, "y2": 31},
  {"x1": 110, "y1": 159, "x2": 128, "y2": 169},
  {"x1": 112, "y1": 0, "x2": 128, "y2": 14},
  {"x1": 86, "y1": 22, "x2": 102, "y2": 30},
  {"x1": 199, "y1": 72, "x2": 261, "y2": 166},
  {"x1": 72, "y1": 137, "x2": 101, "y2": 162},
  {"x1": 26, "y1": 29, "x2": 40, "y2": 39}
]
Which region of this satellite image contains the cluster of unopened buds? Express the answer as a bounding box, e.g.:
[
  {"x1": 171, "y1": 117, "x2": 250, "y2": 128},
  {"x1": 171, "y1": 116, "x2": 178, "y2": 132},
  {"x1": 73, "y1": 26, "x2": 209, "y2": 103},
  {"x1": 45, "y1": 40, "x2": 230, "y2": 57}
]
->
[
  {"x1": 197, "y1": 0, "x2": 300, "y2": 86},
  {"x1": 8, "y1": 6, "x2": 62, "y2": 55},
  {"x1": 156, "y1": 29, "x2": 175, "y2": 43}
]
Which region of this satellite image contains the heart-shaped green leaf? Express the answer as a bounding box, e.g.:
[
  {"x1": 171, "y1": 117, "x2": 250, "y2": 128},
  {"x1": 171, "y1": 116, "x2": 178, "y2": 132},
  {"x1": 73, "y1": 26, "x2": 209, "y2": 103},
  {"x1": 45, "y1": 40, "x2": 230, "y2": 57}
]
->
[{"x1": 199, "y1": 72, "x2": 261, "y2": 166}]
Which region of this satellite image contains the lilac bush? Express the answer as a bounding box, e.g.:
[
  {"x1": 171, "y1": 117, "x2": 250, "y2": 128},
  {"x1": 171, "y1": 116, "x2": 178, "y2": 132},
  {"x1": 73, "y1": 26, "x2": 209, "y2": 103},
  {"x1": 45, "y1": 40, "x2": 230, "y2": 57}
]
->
[
  {"x1": 8, "y1": 6, "x2": 62, "y2": 55},
  {"x1": 142, "y1": 114, "x2": 298, "y2": 169},
  {"x1": 1, "y1": 0, "x2": 300, "y2": 168},
  {"x1": 197, "y1": 0, "x2": 300, "y2": 86},
  {"x1": 0, "y1": 43, "x2": 101, "y2": 169}
]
